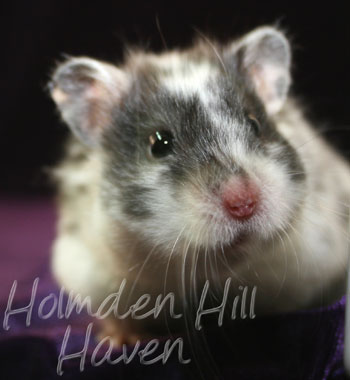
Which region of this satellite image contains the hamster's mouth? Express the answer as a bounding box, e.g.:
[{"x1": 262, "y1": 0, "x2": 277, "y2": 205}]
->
[
  {"x1": 223, "y1": 232, "x2": 249, "y2": 251},
  {"x1": 232, "y1": 233, "x2": 248, "y2": 245}
]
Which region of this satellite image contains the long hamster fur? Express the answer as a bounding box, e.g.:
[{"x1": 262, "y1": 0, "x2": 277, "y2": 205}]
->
[{"x1": 49, "y1": 26, "x2": 350, "y2": 341}]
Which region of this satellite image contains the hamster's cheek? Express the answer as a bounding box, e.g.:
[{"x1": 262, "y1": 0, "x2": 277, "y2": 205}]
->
[{"x1": 251, "y1": 156, "x2": 305, "y2": 236}]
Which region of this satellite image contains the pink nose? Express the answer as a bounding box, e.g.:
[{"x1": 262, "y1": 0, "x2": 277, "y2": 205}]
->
[{"x1": 221, "y1": 179, "x2": 259, "y2": 220}]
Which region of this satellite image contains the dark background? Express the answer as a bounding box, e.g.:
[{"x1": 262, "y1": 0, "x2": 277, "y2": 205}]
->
[{"x1": 2, "y1": 0, "x2": 349, "y2": 195}]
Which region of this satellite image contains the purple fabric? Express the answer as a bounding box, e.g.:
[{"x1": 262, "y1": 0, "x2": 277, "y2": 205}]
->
[{"x1": 0, "y1": 197, "x2": 346, "y2": 379}]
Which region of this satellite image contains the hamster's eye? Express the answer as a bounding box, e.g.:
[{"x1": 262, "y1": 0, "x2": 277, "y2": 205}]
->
[
  {"x1": 149, "y1": 131, "x2": 174, "y2": 158},
  {"x1": 248, "y1": 114, "x2": 261, "y2": 136}
]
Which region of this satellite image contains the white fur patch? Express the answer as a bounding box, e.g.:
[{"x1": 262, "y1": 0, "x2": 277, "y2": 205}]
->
[{"x1": 159, "y1": 55, "x2": 218, "y2": 104}]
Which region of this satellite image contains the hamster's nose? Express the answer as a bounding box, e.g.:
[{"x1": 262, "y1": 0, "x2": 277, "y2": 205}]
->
[{"x1": 221, "y1": 178, "x2": 259, "y2": 220}]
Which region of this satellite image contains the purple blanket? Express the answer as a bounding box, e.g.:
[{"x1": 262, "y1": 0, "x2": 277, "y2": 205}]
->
[{"x1": 0, "y1": 197, "x2": 346, "y2": 379}]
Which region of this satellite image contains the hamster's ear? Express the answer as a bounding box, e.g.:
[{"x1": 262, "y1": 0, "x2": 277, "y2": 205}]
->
[
  {"x1": 49, "y1": 57, "x2": 129, "y2": 147},
  {"x1": 229, "y1": 27, "x2": 291, "y2": 114}
]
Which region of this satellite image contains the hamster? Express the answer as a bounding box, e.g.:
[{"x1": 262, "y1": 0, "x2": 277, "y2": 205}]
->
[{"x1": 49, "y1": 26, "x2": 350, "y2": 343}]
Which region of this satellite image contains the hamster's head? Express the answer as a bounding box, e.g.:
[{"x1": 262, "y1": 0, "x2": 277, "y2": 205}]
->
[{"x1": 50, "y1": 26, "x2": 305, "y2": 253}]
